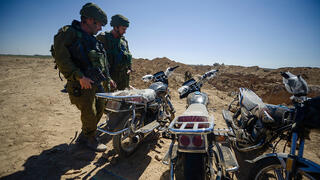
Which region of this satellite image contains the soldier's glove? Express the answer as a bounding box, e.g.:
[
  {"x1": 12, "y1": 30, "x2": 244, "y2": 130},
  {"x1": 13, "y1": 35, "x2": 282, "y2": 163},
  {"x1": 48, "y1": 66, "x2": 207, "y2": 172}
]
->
[
  {"x1": 110, "y1": 79, "x2": 117, "y2": 89},
  {"x1": 85, "y1": 67, "x2": 107, "y2": 86}
]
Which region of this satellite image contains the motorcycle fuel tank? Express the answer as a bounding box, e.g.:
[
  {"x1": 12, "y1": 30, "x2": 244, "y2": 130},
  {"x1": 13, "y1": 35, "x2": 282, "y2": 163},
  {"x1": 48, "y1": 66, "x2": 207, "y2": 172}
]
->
[
  {"x1": 187, "y1": 91, "x2": 209, "y2": 106},
  {"x1": 149, "y1": 82, "x2": 168, "y2": 96}
]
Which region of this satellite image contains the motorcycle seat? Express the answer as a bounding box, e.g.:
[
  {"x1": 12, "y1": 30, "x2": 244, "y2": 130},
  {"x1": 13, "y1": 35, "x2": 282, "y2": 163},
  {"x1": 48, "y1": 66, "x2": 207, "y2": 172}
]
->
[
  {"x1": 239, "y1": 88, "x2": 266, "y2": 111},
  {"x1": 96, "y1": 89, "x2": 156, "y2": 103},
  {"x1": 181, "y1": 104, "x2": 210, "y2": 118}
]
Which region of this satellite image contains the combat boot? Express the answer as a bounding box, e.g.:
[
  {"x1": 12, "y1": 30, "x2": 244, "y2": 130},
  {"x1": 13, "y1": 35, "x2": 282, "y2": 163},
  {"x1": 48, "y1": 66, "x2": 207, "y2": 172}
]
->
[
  {"x1": 76, "y1": 132, "x2": 107, "y2": 152},
  {"x1": 86, "y1": 136, "x2": 107, "y2": 152}
]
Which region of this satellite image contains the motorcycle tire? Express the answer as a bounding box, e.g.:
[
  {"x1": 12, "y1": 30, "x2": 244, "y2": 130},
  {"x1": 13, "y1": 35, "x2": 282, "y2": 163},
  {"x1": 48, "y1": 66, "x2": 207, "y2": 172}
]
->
[
  {"x1": 113, "y1": 111, "x2": 144, "y2": 157},
  {"x1": 249, "y1": 156, "x2": 283, "y2": 180},
  {"x1": 249, "y1": 156, "x2": 320, "y2": 180},
  {"x1": 174, "y1": 153, "x2": 207, "y2": 180},
  {"x1": 249, "y1": 156, "x2": 304, "y2": 180}
]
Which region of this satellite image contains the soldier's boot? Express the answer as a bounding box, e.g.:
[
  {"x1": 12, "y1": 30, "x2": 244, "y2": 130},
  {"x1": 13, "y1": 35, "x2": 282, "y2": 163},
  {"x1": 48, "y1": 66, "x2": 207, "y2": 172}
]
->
[
  {"x1": 86, "y1": 136, "x2": 107, "y2": 152},
  {"x1": 76, "y1": 133, "x2": 107, "y2": 152}
]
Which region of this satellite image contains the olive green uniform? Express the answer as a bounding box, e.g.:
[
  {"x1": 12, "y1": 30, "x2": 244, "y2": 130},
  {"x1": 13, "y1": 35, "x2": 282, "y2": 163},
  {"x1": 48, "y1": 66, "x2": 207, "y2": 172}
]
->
[
  {"x1": 97, "y1": 32, "x2": 132, "y2": 90},
  {"x1": 53, "y1": 20, "x2": 110, "y2": 138}
]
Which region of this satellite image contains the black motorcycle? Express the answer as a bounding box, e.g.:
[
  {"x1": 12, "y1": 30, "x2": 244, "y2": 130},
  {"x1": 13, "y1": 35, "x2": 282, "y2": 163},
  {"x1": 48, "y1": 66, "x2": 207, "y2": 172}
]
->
[
  {"x1": 96, "y1": 66, "x2": 178, "y2": 157},
  {"x1": 248, "y1": 71, "x2": 320, "y2": 180},
  {"x1": 223, "y1": 86, "x2": 295, "y2": 153},
  {"x1": 163, "y1": 69, "x2": 239, "y2": 180}
]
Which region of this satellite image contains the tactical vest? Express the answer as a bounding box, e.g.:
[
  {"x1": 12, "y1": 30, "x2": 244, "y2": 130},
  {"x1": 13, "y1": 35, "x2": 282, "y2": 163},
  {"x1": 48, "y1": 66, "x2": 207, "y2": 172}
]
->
[{"x1": 104, "y1": 32, "x2": 132, "y2": 74}]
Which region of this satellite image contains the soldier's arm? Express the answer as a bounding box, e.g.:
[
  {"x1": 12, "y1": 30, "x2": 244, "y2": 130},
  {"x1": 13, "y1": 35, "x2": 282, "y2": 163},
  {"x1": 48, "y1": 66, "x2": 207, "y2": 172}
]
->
[
  {"x1": 96, "y1": 32, "x2": 116, "y2": 83},
  {"x1": 54, "y1": 27, "x2": 84, "y2": 81},
  {"x1": 124, "y1": 38, "x2": 132, "y2": 71}
]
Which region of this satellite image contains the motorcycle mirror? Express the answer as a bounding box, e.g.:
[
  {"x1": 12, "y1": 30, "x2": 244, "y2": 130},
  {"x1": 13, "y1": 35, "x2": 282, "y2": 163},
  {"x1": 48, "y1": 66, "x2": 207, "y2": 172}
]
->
[
  {"x1": 142, "y1": 74, "x2": 153, "y2": 82},
  {"x1": 282, "y1": 71, "x2": 309, "y2": 95},
  {"x1": 280, "y1": 72, "x2": 290, "y2": 79}
]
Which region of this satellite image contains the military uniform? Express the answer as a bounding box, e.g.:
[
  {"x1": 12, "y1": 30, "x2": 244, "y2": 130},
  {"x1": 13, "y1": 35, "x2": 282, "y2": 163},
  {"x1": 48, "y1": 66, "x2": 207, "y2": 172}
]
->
[
  {"x1": 53, "y1": 20, "x2": 110, "y2": 138},
  {"x1": 97, "y1": 32, "x2": 132, "y2": 90}
]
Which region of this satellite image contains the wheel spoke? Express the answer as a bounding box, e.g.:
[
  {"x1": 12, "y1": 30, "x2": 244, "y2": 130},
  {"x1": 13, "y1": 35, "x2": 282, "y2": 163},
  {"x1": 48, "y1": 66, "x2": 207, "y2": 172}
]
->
[
  {"x1": 274, "y1": 169, "x2": 284, "y2": 180},
  {"x1": 116, "y1": 113, "x2": 144, "y2": 154}
]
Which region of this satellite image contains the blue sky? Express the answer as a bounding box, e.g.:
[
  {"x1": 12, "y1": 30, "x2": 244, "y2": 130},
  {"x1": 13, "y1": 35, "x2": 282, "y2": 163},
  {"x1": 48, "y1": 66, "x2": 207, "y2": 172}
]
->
[{"x1": 0, "y1": 0, "x2": 319, "y2": 68}]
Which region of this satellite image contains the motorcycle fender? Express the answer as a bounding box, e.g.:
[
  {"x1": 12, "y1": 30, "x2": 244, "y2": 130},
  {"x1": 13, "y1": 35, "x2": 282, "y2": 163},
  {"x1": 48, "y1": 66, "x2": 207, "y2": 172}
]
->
[
  {"x1": 162, "y1": 143, "x2": 178, "y2": 165},
  {"x1": 248, "y1": 153, "x2": 320, "y2": 176},
  {"x1": 246, "y1": 153, "x2": 288, "y2": 168}
]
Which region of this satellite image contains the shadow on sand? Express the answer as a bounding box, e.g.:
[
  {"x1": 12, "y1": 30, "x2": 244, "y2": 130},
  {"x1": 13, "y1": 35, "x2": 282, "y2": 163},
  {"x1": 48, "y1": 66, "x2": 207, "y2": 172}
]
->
[
  {"x1": 1, "y1": 131, "x2": 165, "y2": 180},
  {"x1": 1, "y1": 142, "x2": 97, "y2": 180},
  {"x1": 92, "y1": 132, "x2": 161, "y2": 180}
]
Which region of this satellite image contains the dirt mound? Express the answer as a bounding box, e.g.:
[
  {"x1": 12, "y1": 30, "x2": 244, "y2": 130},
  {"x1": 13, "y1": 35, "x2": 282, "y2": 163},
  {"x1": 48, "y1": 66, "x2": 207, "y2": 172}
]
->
[{"x1": 131, "y1": 57, "x2": 320, "y2": 105}]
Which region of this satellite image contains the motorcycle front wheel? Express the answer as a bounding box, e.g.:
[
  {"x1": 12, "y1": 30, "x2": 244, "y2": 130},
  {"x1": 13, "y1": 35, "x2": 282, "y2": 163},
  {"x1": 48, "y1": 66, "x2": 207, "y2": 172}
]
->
[
  {"x1": 113, "y1": 111, "x2": 144, "y2": 157},
  {"x1": 249, "y1": 156, "x2": 310, "y2": 180}
]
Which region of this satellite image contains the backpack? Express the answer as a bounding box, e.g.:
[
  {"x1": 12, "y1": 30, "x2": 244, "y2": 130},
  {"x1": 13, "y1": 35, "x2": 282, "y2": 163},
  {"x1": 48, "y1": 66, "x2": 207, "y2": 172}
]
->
[{"x1": 50, "y1": 44, "x2": 63, "y2": 81}]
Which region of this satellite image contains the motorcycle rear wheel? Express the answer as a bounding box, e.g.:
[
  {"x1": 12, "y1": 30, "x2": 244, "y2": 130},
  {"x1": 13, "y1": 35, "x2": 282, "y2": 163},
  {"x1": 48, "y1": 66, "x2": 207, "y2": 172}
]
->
[
  {"x1": 174, "y1": 153, "x2": 209, "y2": 180},
  {"x1": 113, "y1": 111, "x2": 144, "y2": 157}
]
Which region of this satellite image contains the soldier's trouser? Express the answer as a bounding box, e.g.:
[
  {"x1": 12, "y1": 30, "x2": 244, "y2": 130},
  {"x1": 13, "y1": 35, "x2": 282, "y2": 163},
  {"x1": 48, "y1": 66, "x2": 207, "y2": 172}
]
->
[
  {"x1": 111, "y1": 70, "x2": 129, "y2": 90},
  {"x1": 67, "y1": 81, "x2": 105, "y2": 138}
]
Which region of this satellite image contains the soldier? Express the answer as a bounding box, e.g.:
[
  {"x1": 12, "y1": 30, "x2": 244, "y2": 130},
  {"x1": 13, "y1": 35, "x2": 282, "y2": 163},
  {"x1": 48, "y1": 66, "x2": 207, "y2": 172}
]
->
[
  {"x1": 52, "y1": 3, "x2": 115, "y2": 152},
  {"x1": 184, "y1": 71, "x2": 192, "y2": 81},
  {"x1": 97, "y1": 14, "x2": 132, "y2": 90}
]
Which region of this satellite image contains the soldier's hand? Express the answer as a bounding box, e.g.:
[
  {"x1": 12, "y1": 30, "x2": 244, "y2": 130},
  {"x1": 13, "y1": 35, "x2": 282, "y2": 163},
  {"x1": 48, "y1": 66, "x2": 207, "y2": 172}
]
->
[
  {"x1": 127, "y1": 69, "x2": 132, "y2": 75},
  {"x1": 79, "y1": 76, "x2": 94, "y2": 89},
  {"x1": 110, "y1": 79, "x2": 117, "y2": 89}
]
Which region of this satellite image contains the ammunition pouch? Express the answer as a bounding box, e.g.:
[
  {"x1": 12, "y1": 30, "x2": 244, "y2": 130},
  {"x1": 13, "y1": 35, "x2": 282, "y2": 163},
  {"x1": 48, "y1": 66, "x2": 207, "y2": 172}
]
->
[{"x1": 88, "y1": 49, "x2": 108, "y2": 72}]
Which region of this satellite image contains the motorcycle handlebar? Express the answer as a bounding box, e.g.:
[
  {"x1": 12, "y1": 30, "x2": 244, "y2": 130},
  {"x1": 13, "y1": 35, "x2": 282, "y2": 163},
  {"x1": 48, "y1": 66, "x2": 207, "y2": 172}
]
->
[
  {"x1": 202, "y1": 69, "x2": 219, "y2": 80},
  {"x1": 169, "y1": 65, "x2": 179, "y2": 71}
]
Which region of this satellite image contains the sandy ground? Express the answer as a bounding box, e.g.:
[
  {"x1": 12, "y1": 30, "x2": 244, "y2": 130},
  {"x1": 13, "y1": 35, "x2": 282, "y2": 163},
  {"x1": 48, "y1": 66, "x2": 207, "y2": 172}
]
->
[{"x1": 0, "y1": 56, "x2": 319, "y2": 180}]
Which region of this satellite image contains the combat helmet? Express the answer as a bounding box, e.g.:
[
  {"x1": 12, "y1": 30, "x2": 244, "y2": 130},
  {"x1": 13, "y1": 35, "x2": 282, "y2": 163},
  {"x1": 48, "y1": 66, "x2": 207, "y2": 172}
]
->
[
  {"x1": 80, "y1": 3, "x2": 107, "y2": 26},
  {"x1": 110, "y1": 14, "x2": 129, "y2": 27}
]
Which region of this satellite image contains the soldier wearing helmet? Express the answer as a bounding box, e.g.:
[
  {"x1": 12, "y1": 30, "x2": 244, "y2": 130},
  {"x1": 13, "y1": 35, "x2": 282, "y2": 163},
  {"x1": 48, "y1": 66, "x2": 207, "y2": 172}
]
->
[
  {"x1": 97, "y1": 14, "x2": 132, "y2": 90},
  {"x1": 52, "y1": 3, "x2": 116, "y2": 152}
]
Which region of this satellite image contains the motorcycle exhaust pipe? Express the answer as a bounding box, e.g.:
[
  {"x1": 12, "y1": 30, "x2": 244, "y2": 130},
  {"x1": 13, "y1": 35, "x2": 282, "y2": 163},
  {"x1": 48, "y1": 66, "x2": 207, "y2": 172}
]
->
[{"x1": 132, "y1": 121, "x2": 161, "y2": 144}]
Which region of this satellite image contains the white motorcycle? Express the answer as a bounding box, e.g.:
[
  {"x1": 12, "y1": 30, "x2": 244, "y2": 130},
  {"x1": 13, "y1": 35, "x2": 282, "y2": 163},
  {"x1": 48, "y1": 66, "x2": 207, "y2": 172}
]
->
[
  {"x1": 163, "y1": 69, "x2": 239, "y2": 180},
  {"x1": 96, "y1": 66, "x2": 178, "y2": 157}
]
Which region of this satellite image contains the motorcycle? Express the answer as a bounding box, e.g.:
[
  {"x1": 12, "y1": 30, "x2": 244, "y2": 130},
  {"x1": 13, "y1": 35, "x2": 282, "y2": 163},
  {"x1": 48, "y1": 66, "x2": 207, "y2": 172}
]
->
[
  {"x1": 96, "y1": 66, "x2": 178, "y2": 157},
  {"x1": 222, "y1": 85, "x2": 295, "y2": 153},
  {"x1": 248, "y1": 71, "x2": 320, "y2": 179},
  {"x1": 162, "y1": 69, "x2": 239, "y2": 180}
]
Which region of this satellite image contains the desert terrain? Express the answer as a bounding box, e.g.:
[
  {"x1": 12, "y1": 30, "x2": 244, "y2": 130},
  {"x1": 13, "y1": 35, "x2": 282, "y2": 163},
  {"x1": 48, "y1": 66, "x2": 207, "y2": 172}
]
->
[{"x1": 0, "y1": 55, "x2": 319, "y2": 179}]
